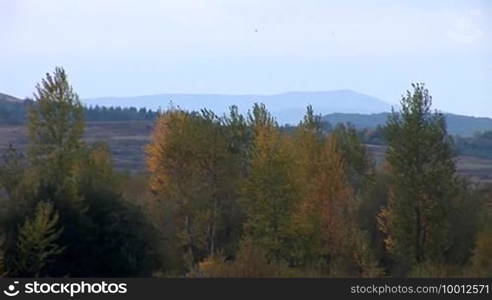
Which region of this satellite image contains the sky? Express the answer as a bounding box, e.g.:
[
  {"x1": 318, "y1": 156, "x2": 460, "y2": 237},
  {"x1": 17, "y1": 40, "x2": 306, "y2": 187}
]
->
[{"x1": 1, "y1": 0, "x2": 491, "y2": 117}]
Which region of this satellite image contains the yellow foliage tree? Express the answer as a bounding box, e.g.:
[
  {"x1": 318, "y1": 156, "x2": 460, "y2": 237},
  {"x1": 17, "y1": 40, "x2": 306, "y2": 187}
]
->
[
  {"x1": 292, "y1": 107, "x2": 382, "y2": 276},
  {"x1": 242, "y1": 104, "x2": 299, "y2": 263},
  {"x1": 146, "y1": 109, "x2": 238, "y2": 268}
]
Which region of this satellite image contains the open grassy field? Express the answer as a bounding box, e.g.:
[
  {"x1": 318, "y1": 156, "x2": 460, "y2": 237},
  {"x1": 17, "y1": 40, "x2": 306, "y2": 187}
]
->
[
  {"x1": 0, "y1": 121, "x2": 154, "y2": 171},
  {"x1": 366, "y1": 144, "x2": 492, "y2": 184},
  {"x1": 1, "y1": 122, "x2": 492, "y2": 183}
]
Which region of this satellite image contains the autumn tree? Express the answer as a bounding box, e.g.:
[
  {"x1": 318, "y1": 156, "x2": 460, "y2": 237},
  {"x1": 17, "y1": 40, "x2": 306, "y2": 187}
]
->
[
  {"x1": 147, "y1": 109, "x2": 239, "y2": 269},
  {"x1": 378, "y1": 84, "x2": 458, "y2": 269},
  {"x1": 290, "y1": 107, "x2": 381, "y2": 276},
  {"x1": 289, "y1": 106, "x2": 325, "y2": 265},
  {"x1": 241, "y1": 104, "x2": 299, "y2": 264}
]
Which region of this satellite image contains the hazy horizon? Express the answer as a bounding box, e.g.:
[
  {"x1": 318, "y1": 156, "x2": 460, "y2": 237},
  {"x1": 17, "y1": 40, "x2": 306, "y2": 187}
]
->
[{"x1": 1, "y1": 0, "x2": 490, "y2": 117}]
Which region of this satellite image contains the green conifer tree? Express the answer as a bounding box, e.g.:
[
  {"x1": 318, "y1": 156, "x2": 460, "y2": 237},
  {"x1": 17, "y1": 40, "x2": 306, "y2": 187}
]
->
[{"x1": 13, "y1": 201, "x2": 64, "y2": 277}]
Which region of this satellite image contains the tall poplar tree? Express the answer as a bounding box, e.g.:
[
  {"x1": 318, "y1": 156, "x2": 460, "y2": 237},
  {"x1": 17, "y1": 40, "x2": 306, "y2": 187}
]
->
[
  {"x1": 291, "y1": 107, "x2": 381, "y2": 276},
  {"x1": 242, "y1": 104, "x2": 299, "y2": 263},
  {"x1": 378, "y1": 84, "x2": 457, "y2": 267},
  {"x1": 27, "y1": 67, "x2": 85, "y2": 211}
]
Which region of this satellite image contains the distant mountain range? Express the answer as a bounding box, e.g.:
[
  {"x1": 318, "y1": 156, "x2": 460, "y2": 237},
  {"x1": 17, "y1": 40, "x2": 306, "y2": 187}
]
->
[
  {"x1": 0, "y1": 92, "x2": 22, "y2": 103},
  {"x1": 1, "y1": 91, "x2": 491, "y2": 136},
  {"x1": 84, "y1": 90, "x2": 392, "y2": 125}
]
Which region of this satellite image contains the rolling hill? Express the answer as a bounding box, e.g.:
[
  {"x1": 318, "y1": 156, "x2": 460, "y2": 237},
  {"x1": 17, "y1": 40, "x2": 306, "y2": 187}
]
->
[
  {"x1": 1, "y1": 90, "x2": 491, "y2": 136},
  {"x1": 323, "y1": 113, "x2": 492, "y2": 137},
  {"x1": 84, "y1": 90, "x2": 392, "y2": 125},
  {"x1": 0, "y1": 93, "x2": 22, "y2": 103}
]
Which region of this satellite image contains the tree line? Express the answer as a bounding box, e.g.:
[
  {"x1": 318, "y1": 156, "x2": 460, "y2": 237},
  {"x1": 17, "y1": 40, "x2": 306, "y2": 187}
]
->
[
  {"x1": 3, "y1": 94, "x2": 491, "y2": 161},
  {"x1": 454, "y1": 132, "x2": 492, "y2": 159},
  {"x1": 0, "y1": 98, "x2": 158, "y2": 124},
  {"x1": 0, "y1": 69, "x2": 490, "y2": 277},
  {"x1": 357, "y1": 125, "x2": 492, "y2": 160}
]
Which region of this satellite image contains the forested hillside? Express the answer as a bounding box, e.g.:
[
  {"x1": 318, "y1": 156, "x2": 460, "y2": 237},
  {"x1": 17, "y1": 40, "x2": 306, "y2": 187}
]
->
[
  {"x1": 324, "y1": 113, "x2": 492, "y2": 137},
  {"x1": 2, "y1": 92, "x2": 492, "y2": 137},
  {"x1": 84, "y1": 90, "x2": 392, "y2": 125},
  {"x1": 0, "y1": 96, "x2": 158, "y2": 124},
  {"x1": 0, "y1": 69, "x2": 490, "y2": 278}
]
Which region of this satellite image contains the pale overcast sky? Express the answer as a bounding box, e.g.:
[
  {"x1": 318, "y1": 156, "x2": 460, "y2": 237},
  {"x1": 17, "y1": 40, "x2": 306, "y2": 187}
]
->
[{"x1": 1, "y1": 0, "x2": 490, "y2": 116}]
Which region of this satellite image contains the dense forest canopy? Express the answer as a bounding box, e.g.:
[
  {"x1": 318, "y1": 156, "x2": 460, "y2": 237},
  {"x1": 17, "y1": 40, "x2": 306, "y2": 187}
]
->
[{"x1": 0, "y1": 68, "x2": 490, "y2": 278}]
